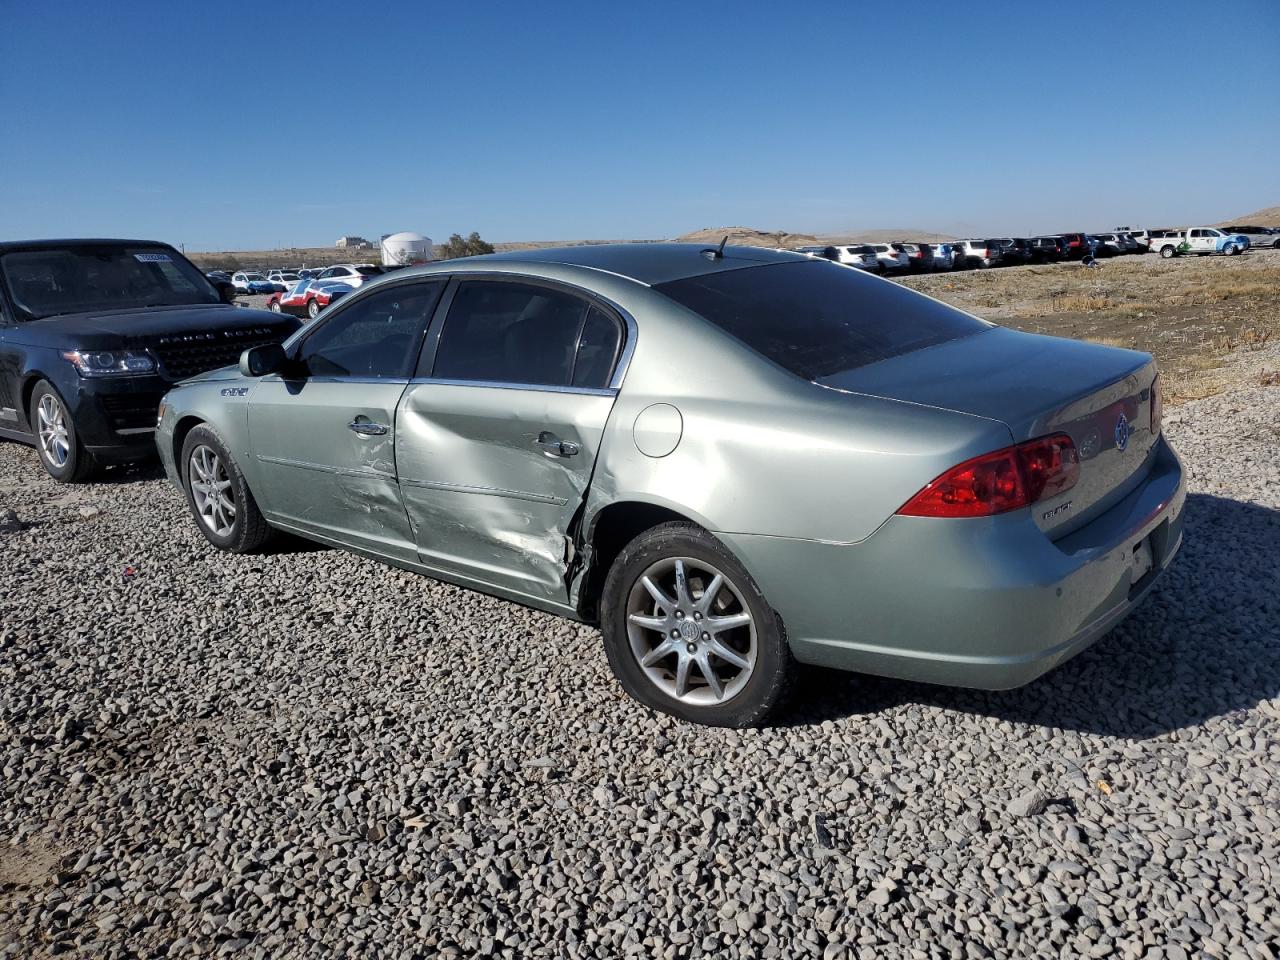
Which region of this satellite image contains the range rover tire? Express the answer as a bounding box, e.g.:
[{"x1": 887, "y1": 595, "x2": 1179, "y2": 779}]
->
[
  {"x1": 600, "y1": 521, "x2": 793, "y2": 728},
  {"x1": 180, "y1": 424, "x2": 273, "y2": 553},
  {"x1": 30, "y1": 381, "x2": 96, "y2": 483}
]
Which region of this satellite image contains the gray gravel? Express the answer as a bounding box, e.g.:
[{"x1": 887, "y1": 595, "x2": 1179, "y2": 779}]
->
[{"x1": 1, "y1": 377, "x2": 1278, "y2": 959}]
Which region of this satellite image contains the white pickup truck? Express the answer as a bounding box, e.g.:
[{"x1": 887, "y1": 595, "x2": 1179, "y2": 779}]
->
[{"x1": 1150, "y1": 227, "x2": 1245, "y2": 259}]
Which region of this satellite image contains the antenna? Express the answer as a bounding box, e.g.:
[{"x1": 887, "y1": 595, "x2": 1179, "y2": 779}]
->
[{"x1": 701, "y1": 235, "x2": 729, "y2": 261}]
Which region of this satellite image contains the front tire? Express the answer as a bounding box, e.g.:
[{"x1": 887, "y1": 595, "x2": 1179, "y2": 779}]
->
[
  {"x1": 1223, "y1": 243, "x2": 1238, "y2": 256},
  {"x1": 30, "y1": 381, "x2": 96, "y2": 483},
  {"x1": 600, "y1": 522, "x2": 793, "y2": 727},
  {"x1": 180, "y1": 425, "x2": 273, "y2": 553},
  {"x1": 1160, "y1": 245, "x2": 1176, "y2": 259},
  {"x1": 270, "y1": 300, "x2": 281, "y2": 312}
]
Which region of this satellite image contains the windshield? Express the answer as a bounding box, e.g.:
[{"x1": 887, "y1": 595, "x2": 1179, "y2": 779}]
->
[
  {"x1": 655, "y1": 261, "x2": 988, "y2": 381},
  {"x1": 0, "y1": 245, "x2": 219, "y2": 321}
]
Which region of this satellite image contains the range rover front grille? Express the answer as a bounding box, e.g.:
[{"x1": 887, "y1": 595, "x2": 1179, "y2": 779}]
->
[{"x1": 149, "y1": 326, "x2": 289, "y2": 381}]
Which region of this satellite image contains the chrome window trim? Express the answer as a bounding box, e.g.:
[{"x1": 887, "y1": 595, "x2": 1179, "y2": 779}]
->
[
  {"x1": 406, "y1": 377, "x2": 616, "y2": 398},
  {"x1": 259, "y1": 374, "x2": 411, "y2": 386},
  {"x1": 278, "y1": 268, "x2": 640, "y2": 390}
]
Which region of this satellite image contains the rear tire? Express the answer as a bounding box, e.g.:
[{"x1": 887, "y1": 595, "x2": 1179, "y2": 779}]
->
[
  {"x1": 270, "y1": 300, "x2": 281, "y2": 312},
  {"x1": 180, "y1": 425, "x2": 274, "y2": 553},
  {"x1": 600, "y1": 521, "x2": 793, "y2": 728},
  {"x1": 29, "y1": 381, "x2": 96, "y2": 483},
  {"x1": 1160, "y1": 245, "x2": 1176, "y2": 259},
  {"x1": 308, "y1": 299, "x2": 321, "y2": 319}
]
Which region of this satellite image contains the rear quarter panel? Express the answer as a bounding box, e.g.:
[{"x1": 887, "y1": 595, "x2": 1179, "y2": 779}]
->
[{"x1": 585, "y1": 288, "x2": 1015, "y2": 545}]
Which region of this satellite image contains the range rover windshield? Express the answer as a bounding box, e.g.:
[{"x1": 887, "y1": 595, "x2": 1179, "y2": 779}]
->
[
  {"x1": 0, "y1": 245, "x2": 220, "y2": 321},
  {"x1": 655, "y1": 260, "x2": 989, "y2": 380}
]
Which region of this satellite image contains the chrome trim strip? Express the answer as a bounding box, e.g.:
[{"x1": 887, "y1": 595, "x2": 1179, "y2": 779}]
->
[
  {"x1": 256, "y1": 454, "x2": 396, "y2": 481},
  {"x1": 259, "y1": 374, "x2": 410, "y2": 386},
  {"x1": 115, "y1": 426, "x2": 156, "y2": 435},
  {"x1": 399, "y1": 476, "x2": 567, "y2": 506},
  {"x1": 406, "y1": 377, "x2": 615, "y2": 398}
]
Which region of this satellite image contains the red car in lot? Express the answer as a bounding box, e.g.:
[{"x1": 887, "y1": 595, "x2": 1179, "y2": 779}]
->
[{"x1": 266, "y1": 279, "x2": 355, "y2": 319}]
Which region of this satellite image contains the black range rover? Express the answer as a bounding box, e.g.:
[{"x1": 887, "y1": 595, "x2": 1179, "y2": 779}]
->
[{"x1": 0, "y1": 239, "x2": 300, "y2": 482}]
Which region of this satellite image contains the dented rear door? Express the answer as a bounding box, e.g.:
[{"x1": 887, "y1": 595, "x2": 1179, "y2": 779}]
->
[
  {"x1": 394, "y1": 276, "x2": 627, "y2": 606},
  {"x1": 395, "y1": 382, "x2": 615, "y2": 603}
]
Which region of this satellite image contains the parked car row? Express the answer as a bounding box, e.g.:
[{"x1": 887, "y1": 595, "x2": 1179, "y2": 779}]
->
[
  {"x1": 205, "y1": 263, "x2": 386, "y2": 295},
  {"x1": 791, "y1": 223, "x2": 1277, "y2": 273}
]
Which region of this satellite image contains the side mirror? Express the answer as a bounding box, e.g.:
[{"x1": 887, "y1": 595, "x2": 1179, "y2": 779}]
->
[
  {"x1": 217, "y1": 281, "x2": 238, "y2": 304},
  {"x1": 240, "y1": 343, "x2": 287, "y2": 377}
]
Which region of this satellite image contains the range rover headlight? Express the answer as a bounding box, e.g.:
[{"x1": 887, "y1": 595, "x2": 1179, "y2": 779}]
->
[{"x1": 62, "y1": 349, "x2": 157, "y2": 377}]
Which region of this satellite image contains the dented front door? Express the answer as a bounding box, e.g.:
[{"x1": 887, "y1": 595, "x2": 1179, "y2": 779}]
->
[
  {"x1": 246, "y1": 377, "x2": 418, "y2": 561},
  {"x1": 395, "y1": 382, "x2": 615, "y2": 604}
]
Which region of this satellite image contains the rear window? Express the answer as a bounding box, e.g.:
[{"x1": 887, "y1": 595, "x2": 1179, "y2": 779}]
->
[{"x1": 654, "y1": 261, "x2": 987, "y2": 381}]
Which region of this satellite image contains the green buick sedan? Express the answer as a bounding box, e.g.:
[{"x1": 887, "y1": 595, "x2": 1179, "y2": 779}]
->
[{"x1": 156, "y1": 244, "x2": 1185, "y2": 727}]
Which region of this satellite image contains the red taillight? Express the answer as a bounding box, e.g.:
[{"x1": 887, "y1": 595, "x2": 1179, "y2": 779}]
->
[
  {"x1": 896, "y1": 434, "x2": 1079, "y2": 518},
  {"x1": 1150, "y1": 376, "x2": 1162, "y2": 437}
]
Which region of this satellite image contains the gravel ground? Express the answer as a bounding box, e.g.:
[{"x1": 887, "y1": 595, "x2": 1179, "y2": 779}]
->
[{"x1": 1, "y1": 369, "x2": 1278, "y2": 959}]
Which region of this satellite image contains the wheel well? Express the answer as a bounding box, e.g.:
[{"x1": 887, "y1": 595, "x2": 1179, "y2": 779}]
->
[
  {"x1": 18, "y1": 374, "x2": 55, "y2": 431},
  {"x1": 171, "y1": 416, "x2": 206, "y2": 468},
  {"x1": 576, "y1": 501, "x2": 694, "y2": 622}
]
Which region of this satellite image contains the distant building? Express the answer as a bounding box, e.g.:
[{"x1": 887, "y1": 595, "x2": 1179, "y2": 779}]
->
[{"x1": 336, "y1": 236, "x2": 372, "y2": 250}]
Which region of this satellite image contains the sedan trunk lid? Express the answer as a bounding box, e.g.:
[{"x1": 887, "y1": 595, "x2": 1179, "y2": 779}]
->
[{"x1": 819, "y1": 327, "x2": 1159, "y2": 537}]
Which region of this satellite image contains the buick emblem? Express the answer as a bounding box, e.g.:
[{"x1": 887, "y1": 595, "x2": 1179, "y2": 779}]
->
[{"x1": 1114, "y1": 413, "x2": 1129, "y2": 452}]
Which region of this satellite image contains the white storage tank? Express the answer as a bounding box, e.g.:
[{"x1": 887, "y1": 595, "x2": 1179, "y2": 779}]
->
[{"x1": 380, "y1": 232, "x2": 434, "y2": 267}]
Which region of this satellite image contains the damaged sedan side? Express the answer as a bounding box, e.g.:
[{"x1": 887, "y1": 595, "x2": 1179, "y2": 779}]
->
[{"x1": 156, "y1": 244, "x2": 1184, "y2": 728}]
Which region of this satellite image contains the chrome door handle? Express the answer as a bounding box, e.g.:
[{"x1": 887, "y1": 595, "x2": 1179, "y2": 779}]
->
[
  {"x1": 348, "y1": 419, "x2": 389, "y2": 436},
  {"x1": 536, "y1": 431, "x2": 579, "y2": 457}
]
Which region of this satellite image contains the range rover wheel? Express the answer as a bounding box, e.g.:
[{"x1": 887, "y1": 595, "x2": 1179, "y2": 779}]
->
[
  {"x1": 600, "y1": 521, "x2": 793, "y2": 728},
  {"x1": 308, "y1": 299, "x2": 321, "y2": 319},
  {"x1": 181, "y1": 424, "x2": 273, "y2": 553},
  {"x1": 30, "y1": 381, "x2": 96, "y2": 483}
]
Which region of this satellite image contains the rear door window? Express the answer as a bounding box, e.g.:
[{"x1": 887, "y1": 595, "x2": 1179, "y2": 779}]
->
[
  {"x1": 432, "y1": 280, "x2": 620, "y2": 389},
  {"x1": 655, "y1": 261, "x2": 987, "y2": 381}
]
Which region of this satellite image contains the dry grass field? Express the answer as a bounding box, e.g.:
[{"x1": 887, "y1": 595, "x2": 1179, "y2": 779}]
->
[{"x1": 903, "y1": 250, "x2": 1280, "y2": 402}]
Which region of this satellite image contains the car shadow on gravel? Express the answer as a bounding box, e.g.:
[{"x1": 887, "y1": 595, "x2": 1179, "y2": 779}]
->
[
  {"x1": 783, "y1": 493, "x2": 1280, "y2": 739},
  {"x1": 92, "y1": 462, "x2": 167, "y2": 484}
]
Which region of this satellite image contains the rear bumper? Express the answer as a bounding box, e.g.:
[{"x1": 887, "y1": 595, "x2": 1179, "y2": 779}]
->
[{"x1": 720, "y1": 436, "x2": 1186, "y2": 690}]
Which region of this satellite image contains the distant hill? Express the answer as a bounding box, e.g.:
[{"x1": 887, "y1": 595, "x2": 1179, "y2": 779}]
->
[
  {"x1": 675, "y1": 227, "x2": 818, "y2": 248},
  {"x1": 1217, "y1": 204, "x2": 1280, "y2": 227},
  {"x1": 675, "y1": 226, "x2": 958, "y2": 249}
]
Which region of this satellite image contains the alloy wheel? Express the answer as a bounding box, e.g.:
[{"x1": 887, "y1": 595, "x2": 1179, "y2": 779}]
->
[
  {"x1": 36, "y1": 394, "x2": 70, "y2": 468},
  {"x1": 625, "y1": 557, "x2": 757, "y2": 705},
  {"x1": 188, "y1": 444, "x2": 236, "y2": 537}
]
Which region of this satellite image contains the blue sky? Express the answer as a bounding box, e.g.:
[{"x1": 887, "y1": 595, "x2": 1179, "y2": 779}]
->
[{"x1": 1, "y1": 1, "x2": 1276, "y2": 250}]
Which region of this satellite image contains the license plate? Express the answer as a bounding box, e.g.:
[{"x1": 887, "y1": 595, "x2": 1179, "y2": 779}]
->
[{"x1": 1130, "y1": 537, "x2": 1153, "y2": 583}]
